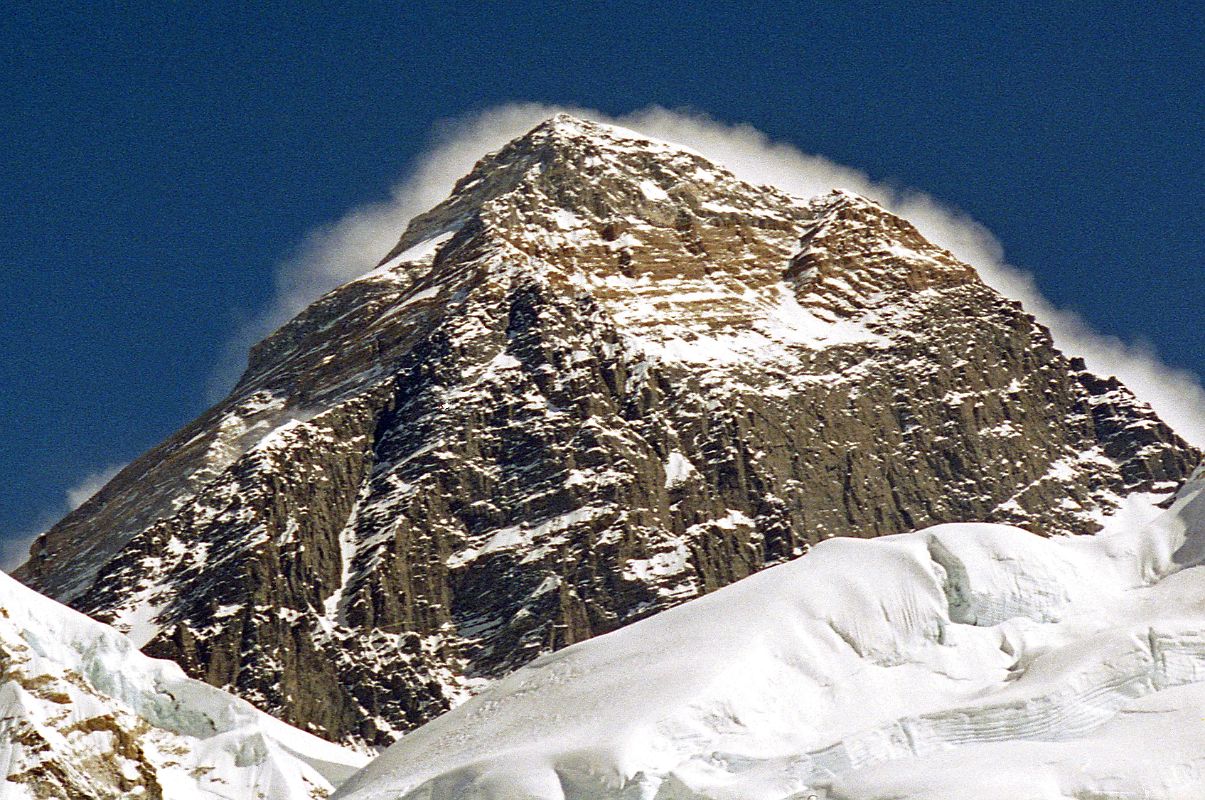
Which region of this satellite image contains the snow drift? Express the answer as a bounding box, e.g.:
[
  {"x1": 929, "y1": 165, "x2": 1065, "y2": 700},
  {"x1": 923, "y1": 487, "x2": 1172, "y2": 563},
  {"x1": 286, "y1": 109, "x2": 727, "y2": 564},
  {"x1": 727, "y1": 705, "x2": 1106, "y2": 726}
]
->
[{"x1": 335, "y1": 465, "x2": 1205, "y2": 800}]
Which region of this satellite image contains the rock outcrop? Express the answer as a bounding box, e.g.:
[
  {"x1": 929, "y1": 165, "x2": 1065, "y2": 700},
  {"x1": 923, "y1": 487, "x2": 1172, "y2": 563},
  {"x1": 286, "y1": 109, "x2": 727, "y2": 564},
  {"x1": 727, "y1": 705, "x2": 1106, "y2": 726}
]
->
[{"x1": 15, "y1": 115, "x2": 1199, "y2": 746}]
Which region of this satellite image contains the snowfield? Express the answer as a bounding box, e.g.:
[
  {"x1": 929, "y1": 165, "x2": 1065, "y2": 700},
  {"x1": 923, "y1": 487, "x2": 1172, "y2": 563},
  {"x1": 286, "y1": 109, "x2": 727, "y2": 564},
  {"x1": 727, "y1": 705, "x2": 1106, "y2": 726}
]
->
[
  {"x1": 0, "y1": 567, "x2": 367, "y2": 798},
  {"x1": 335, "y1": 465, "x2": 1205, "y2": 800}
]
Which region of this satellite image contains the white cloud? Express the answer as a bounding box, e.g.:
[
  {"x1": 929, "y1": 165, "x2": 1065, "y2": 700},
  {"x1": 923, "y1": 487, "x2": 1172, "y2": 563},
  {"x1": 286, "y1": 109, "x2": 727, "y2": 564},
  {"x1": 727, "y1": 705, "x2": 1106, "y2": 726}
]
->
[
  {"x1": 212, "y1": 103, "x2": 1205, "y2": 446},
  {"x1": 3, "y1": 463, "x2": 126, "y2": 572},
  {"x1": 63, "y1": 463, "x2": 124, "y2": 512}
]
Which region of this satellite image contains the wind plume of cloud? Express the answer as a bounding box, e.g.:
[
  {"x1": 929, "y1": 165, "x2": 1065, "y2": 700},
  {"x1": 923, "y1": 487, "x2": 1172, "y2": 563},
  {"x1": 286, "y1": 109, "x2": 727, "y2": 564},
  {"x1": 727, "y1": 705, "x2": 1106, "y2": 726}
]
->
[
  {"x1": 214, "y1": 102, "x2": 1205, "y2": 445},
  {"x1": 63, "y1": 463, "x2": 125, "y2": 512}
]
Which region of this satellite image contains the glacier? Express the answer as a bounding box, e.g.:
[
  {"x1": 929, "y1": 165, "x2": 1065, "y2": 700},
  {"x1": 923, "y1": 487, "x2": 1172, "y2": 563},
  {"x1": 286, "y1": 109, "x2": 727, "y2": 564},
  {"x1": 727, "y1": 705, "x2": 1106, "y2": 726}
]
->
[
  {"x1": 0, "y1": 566, "x2": 367, "y2": 798},
  {"x1": 335, "y1": 465, "x2": 1205, "y2": 800}
]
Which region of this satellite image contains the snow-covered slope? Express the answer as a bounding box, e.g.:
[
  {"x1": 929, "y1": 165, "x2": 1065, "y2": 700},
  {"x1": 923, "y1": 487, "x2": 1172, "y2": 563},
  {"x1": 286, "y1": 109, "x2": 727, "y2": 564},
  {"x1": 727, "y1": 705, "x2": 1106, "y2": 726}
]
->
[
  {"x1": 0, "y1": 569, "x2": 366, "y2": 798},
  {"x1": 335, "y1": 465, "x2": 1205, "y2": 800}
]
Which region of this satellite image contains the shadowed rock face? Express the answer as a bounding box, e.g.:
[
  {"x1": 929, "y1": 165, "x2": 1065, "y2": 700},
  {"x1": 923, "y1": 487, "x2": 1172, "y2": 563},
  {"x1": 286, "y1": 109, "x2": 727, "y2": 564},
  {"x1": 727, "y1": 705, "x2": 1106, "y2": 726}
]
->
[{"x1": 15, "y1": 115, "x2": 1199, "y2": 747}]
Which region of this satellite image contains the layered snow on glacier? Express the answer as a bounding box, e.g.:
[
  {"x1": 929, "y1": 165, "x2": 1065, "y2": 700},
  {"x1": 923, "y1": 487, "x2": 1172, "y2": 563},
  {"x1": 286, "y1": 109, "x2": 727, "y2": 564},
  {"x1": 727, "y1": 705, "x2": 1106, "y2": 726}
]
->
[
  {"x1": 0, "y1": 568, "x2": 367, "y2": 798},
  {"x1": 335, "y1": 465, "x2": 1205, "y2": 800}
]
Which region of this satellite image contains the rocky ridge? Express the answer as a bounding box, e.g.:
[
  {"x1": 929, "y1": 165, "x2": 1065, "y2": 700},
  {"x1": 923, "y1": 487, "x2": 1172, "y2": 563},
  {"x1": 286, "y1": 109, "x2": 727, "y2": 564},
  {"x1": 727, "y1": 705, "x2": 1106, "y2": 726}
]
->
[{"x1": 14, "y1": 115, "x2": 1199, "y2": 746}]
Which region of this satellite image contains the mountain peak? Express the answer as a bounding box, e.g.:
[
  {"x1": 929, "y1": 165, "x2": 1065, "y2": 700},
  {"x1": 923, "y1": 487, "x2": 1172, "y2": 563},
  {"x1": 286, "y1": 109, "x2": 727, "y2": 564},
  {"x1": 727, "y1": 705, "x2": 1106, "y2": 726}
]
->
[
  {"x1": 476, "y1": 112, "x2": 700, "y2": 178},
  {"x1": 529, "y1": 111, "x2": 608, "y2": 137},
  {"x1": 378, "y1": 116, "x2": 794, "y2": 266},
  {"x1": 543, "y1": 110, "x2": 588, "y2": 126},
  {"x1": 523, "y1": 112, "x2": 695, "y2": 152},
  {"x1": 16, "y1": 111, "x2": 1198, "y2": 752},
  {"x1": 811, "y1": 186, "x2": 883, "y2": 209}
]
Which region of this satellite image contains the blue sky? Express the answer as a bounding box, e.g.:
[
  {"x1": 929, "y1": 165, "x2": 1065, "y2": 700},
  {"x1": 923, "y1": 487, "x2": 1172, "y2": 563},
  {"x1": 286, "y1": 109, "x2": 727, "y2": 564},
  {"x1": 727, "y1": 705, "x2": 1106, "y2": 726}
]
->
[{"x1": 1, "y1": 3, "x2": 1202, "y2": 559}]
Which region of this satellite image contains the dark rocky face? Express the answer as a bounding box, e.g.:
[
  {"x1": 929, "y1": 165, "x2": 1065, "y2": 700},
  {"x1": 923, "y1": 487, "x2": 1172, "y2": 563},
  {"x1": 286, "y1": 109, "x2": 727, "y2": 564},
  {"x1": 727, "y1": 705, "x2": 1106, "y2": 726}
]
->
[{"x1": 15, "y1": 115, "x2": 1199, "y2": 747}]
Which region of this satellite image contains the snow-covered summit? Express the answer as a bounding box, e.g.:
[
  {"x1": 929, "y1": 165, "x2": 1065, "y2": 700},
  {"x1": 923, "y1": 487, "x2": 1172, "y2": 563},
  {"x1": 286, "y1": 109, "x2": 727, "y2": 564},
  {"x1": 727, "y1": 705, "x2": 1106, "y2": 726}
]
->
[
  {"x1": 0, "y1": 567, "x2": 366, "y2": 798},
  {"x1": 335, "y1": 467, "x2": 1205, "y2": 800}
]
